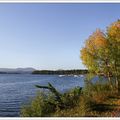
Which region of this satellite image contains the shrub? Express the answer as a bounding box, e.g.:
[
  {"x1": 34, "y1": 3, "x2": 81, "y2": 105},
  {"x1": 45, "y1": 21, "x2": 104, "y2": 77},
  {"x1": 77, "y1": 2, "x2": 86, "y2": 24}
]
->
[
  {"x1": 20, "y1": 84, "x2": 82, "y2": 117},
  {"x1": 20, "y1": 92, "x2": 56, "y2": 117}
]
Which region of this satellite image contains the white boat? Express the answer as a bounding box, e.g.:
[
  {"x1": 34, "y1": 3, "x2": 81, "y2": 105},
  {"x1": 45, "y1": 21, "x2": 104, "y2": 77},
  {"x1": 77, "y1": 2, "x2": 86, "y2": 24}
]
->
[
  {"x1": 59, "y1": 75, "x2": 65, "y2": 77},
  {"x1": 74, "y1": 75, "x2": 79, "y2": 77},
  {"x1": 80, "y1": 75, "x2": 84, "y2": 77},
  {"x1": 67, "y1": 74, "x2": 73, "y2": 76}
]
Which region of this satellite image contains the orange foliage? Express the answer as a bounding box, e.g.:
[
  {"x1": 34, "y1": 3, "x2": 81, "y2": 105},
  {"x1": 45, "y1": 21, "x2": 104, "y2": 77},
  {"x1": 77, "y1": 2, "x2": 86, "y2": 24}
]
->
[
  {"x1": 86, "y1": 29, "x2": 107, "y2": 53},
  {"x1": 80, "y1": 20, "x2": 120, "y2": 76},
  {"x1": 107, "y1": 20, "x2": 120, "y2": 42},
  {"x1": 80, "y1": 29, "x2": 108, "y2": 71}
]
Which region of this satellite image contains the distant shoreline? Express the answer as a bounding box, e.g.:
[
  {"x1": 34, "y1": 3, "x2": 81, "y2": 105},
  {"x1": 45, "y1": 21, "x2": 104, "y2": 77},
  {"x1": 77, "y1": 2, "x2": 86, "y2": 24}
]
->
[
  {"x1": 32, "y1": 69, "x2": 88, "y2": 75},
  {"x1": 0, "y1": 69, "x2": 88, "y2": 75}
]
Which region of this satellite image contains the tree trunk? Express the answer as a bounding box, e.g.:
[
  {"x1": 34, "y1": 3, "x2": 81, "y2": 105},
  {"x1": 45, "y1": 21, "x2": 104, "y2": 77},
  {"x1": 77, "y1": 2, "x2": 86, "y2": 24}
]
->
[
  {"x1": 114, "y1": 61, "x2": 120, "y2": 94},
  {"x1": 118, "y1": 78, "x2": 120, "y2": 95},
  {"x1": 115, "y1": 78, "x2": 118, "y2": 88},
  {"x1": 107, "y1": 72, "x2": 113, "y2": 89}
]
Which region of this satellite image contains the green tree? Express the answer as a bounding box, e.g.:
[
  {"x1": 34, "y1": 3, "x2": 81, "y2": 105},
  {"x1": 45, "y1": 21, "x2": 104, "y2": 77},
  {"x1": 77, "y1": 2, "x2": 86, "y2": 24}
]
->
[{"x1": 107, "y1": 20, "x2": 120, "y2": 92}]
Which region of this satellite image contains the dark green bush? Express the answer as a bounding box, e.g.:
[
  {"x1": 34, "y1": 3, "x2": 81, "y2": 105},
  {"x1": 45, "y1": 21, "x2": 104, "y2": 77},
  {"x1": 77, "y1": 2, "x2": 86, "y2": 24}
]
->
[
  {"x1": 21, "y1": 92, "x2": 56, "y2": 117},
  {"x1": 20, "y1": 85, "x2": 82, "y2": 117}
]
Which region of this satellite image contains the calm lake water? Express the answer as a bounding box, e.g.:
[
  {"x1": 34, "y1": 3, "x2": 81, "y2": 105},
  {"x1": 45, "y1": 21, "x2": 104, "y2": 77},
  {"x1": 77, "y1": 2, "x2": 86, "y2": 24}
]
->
[{"x1": 0, "y1": 74, "x2": 85, "y2": 117}]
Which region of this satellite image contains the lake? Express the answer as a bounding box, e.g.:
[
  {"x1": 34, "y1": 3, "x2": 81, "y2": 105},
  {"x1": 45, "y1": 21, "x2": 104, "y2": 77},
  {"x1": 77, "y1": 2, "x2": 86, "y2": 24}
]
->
[{"x1": 0, "y1": 74, "x2": 85, "y2": 117}]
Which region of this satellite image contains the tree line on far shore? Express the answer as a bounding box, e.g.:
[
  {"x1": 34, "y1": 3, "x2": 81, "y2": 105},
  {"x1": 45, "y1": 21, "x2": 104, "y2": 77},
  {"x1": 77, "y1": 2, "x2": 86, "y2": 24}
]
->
[{"x1": 32, "y1": 69, "x2": 88, "y2": 75}]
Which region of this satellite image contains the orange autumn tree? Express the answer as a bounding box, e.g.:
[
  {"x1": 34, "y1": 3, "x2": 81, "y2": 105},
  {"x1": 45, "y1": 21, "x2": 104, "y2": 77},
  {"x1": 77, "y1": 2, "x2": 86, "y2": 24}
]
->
[
  {"x1": 80, "y1": 20, "x2": 120, "y2": 90},
  {"x1": 81, "y1": 29, "x2": 109, "y2": 74}
]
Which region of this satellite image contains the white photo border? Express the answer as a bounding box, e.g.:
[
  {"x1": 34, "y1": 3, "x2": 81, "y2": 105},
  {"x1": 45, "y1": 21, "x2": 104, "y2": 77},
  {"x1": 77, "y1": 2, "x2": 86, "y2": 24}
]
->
[{"x1": 0, "y1": 1, "x2": 120, "y2": 120}]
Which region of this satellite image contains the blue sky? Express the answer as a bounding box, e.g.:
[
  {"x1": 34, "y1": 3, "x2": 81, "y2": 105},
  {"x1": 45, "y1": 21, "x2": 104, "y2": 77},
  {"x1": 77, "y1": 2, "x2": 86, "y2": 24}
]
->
[{"x1": 0, "y1": 3, "x2": 120, "y2": 70}]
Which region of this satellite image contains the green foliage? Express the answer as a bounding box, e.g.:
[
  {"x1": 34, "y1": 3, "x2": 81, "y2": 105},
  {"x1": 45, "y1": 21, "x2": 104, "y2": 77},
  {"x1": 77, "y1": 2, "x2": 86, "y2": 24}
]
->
[
  {"x1": 61, "y1": 87, "x2": 82, "y2": 108},
  {"x1": 20, "y1": 92, "x2": 56, "y2": 117},
  {"x1": 20, "y1": 83, "x2": 82, "y2": 117},
  {"x1": 35, "y1": 82, "x2": 63, "y2": 105},
  {"x1": 107, "y1": 20, "x2": 120, "y2": 91},
  {"x1": 84, "y1": 77, "x2": 113, "y2": 94},
  {"x1": 54, "y1": 95, "x2": 89, "y2": 117}
]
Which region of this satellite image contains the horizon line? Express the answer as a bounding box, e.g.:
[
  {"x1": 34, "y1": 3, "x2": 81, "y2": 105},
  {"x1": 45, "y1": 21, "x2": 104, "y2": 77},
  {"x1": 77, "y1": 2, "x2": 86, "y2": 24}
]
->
[{"x1": 0, "y1": 67, "x2": 87, "y2": 70}]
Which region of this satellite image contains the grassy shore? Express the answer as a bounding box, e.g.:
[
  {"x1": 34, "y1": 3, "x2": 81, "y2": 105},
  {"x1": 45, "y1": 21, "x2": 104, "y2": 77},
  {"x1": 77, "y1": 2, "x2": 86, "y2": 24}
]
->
[{"x1": 20, "y1": 77, "x2": 120, "y2": 117}]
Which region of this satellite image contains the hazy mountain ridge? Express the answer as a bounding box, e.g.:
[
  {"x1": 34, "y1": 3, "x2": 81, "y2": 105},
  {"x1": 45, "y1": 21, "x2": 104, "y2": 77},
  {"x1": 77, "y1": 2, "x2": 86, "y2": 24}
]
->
[{"x1": 0, "y1": 68, "x2": 36, "y2": 74}]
